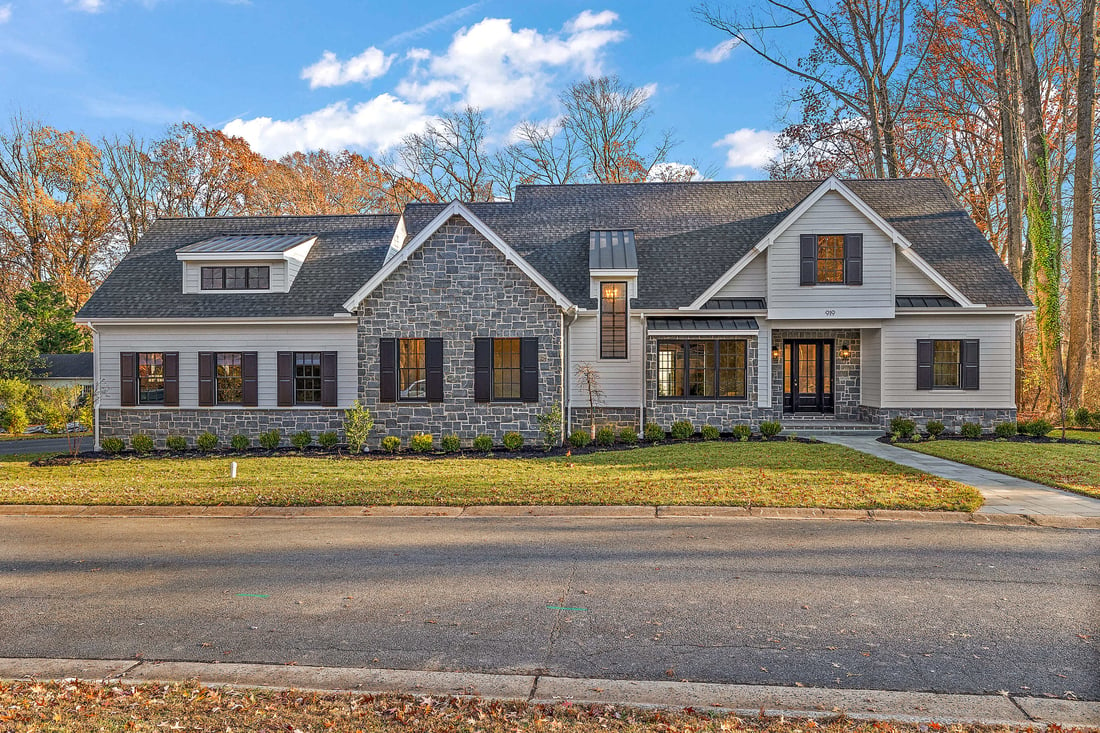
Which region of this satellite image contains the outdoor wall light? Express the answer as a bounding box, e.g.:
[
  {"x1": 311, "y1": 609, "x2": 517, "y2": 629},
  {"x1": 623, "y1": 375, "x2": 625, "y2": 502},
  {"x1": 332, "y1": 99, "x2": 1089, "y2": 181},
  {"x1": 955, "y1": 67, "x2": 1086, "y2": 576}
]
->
[
  {"x1": 839, "y1": 343, "x2": 851, "y2": 359},
  {"x1": 772, "y1": 343, "x2": 780, "y2": 360}
]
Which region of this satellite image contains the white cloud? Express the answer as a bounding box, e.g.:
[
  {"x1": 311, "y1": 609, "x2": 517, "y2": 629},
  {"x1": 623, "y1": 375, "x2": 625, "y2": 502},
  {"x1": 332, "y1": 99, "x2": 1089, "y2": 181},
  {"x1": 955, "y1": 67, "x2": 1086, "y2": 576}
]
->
[
  {"x1": 694, "y1": 38, "x2": 739, "y2": 63},
  {"x1": 565, "y1": 9, "x2": 618, "y2": 32},
  {"x1": 0, "y1": 5, "x2": 11, "y2": 23},
  {"x1": 223, "y1": 94, "x2": 431, "y2": 158},
  {"x1": 301, "y1": 47, "x2": 394, "y2": 89},
  {"x1": 714, "y1": 128, "x2": 779, "y2": 169},
  {"x1": 647, "y1": 162, "x2": 703, "y2": 182},
  {"x1": 66, "y1": 0, "x2": 104, "y2": 12}
]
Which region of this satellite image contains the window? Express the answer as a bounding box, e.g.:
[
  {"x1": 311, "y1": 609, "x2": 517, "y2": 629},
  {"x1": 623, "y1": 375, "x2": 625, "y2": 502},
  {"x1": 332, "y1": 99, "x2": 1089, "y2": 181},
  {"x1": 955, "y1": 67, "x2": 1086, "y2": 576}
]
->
[
  {"x1": 933, "y1": 340, "x2": 961, "y2": 388},
  {"x1": 493, "y1": 338, "x2": 522, "y2": 401},
  {"x1": 398, "y1": 339, "x2": 426, "y2": 400},
  {"x1": 216, "y1": 353, "x2": 243, "y2": 405},
  {"x1": 294, "y1": 352, "x2": 322, "y2": 405},
  {"x1": 815, "y1": 235, "x2": 845, "y2": 284},
  {"x1": 600, "y1": 282, "x2": 628, "y2": 359},
  {"x1": 657, "y1": 341, "x2": 747, "y2": 400},
  {"x1": 201, "y1": 266, "x2": 270, "y2": 290},
  {"x1": 137, "y1": 353, "x2": 164, "y2": 404}
]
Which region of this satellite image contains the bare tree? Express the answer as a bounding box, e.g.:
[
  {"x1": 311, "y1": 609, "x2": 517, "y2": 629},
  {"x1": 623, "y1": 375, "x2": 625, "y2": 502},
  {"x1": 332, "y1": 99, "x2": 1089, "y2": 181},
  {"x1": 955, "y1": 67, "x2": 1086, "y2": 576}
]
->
[
  {"x1": 574, "y1": 362, "x2": 605, "y2": 439},
  {"x1": 400, "y1": 106, "x2": 496, "y2": 202},
  {"x1": 493, "y1": 119, "x2": 582, "y2": 198},
  {"x1": 101, "y1": 133, "x2": 156, "y2": 252}
]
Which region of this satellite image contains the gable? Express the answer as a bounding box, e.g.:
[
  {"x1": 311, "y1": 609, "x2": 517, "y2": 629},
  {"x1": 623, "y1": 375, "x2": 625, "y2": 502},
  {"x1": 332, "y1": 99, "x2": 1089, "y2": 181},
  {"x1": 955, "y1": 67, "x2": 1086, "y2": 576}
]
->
[
  {"x1": 714, "y1": 251, "x2": 766, "y2": 298},
  {"x1": 895, "y1": 250, "x2": 948, "y2": 296}
]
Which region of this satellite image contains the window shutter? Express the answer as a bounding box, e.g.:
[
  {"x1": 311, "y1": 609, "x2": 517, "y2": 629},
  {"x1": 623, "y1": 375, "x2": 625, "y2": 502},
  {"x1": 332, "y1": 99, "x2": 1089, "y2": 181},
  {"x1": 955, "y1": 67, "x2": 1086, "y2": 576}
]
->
[
  {"x1": 474, "y1": 338, "x2": 492, "y2": 403},
  {"x1": 426, "y1": 338, "x2": 444, "y2": 402},
  {"x1": 198, "y1": 352, "x2": 215, "y2": 406},
  {"x1": 520, "y1": 337, "x2": 539, "y2": 403},
  {"x1": 321, "y1": 352, "x2": 338, "y2": 406},
  {"x1": 120, "y1": 352, "x2": 137, "y2": 406},
  {"x1": 961, "y1": 340, "x2": 980, "y2": 390},
  {"x1": 277, "y1": 352, "x2": 294, "y2": 406},
  {"x1": 844, "y1": 233, "x2": 863, "y2": 285},
  {"x1": 378, "y1": 338, "x2": 397, "y2": 402},
  {"x1": 800, "y1": 234, "x2": 817, "y2": 286},
  {"x1": 916, "y1": 340, "x2": 933, "y2": 390},
  {"x1": 163, "y1": 352, "x2": 179, "y2": 406},
  {"x1": 241, "y1": 352, "x2": 258, "y2": 406}
]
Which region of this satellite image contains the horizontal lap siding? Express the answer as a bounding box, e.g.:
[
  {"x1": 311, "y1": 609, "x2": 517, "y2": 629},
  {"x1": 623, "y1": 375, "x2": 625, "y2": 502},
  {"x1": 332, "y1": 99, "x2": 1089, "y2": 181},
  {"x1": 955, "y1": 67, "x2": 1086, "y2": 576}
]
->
[
  {"x1": 895, "y1": 253, "x2": 946, "y2": 295},
  {"x1": 715, "y1": 254, "x2": 766, "y2": 298},
  {"x1": 568, "y1": 314, "x2": 643, "y2": 407},
  {"x1": 860, "y1": 328, "x2": 882, "y2": 408},
  {"x1": 96, "y1": 323, "x2": 357, "y2": 408},
  {"x1": 182, "y1": 260, "x2": 288, "y2": 293}
]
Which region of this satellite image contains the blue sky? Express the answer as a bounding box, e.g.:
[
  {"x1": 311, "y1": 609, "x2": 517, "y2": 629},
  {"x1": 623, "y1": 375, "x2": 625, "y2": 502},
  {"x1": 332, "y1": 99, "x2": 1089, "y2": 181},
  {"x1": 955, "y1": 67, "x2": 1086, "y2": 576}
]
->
[{"x1": 0, "y1": 0, "x2": 805, "y2": 178}]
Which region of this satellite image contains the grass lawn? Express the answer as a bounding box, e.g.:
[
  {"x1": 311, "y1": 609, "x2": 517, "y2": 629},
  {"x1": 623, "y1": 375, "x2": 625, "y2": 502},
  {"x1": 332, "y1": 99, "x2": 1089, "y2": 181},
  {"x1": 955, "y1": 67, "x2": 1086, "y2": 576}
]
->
[
  {"x1": 0, "y1": 441, "x2": 981, "y2": 511},
  {"x1": 905, "y1": 440, "x2": 1100, "y2": 500},
  {"x1": 1047, "y1": 428, "x2": 1100, "y2": 442}
]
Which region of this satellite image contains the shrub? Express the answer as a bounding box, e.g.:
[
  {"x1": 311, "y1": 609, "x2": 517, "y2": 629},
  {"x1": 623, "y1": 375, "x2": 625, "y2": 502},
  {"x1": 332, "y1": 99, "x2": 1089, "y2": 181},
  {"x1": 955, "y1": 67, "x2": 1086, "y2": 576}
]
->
[
  {"x1": 595, "y1": 426, "x2": 615, "y2": 446},
  {"x1": 290, "y1": 430, "x2": 312, "y2": 450},
  {"x1": 258, "y1": 429, "x2": 281, "y2": 450},
  {"x1": 101, "y1": 436, "x2": 124, "y2": 454},
  {"x1": 440, "y1": 434, "x2": 461, "y2": 453},
  {"x1": 700, "y1": 424, "x2": 720, "y2": 441},
  {"x1": 925, "y1": 420, "x2": 946, "y2": 438},
  {"x1": 889, "y1": 417, "x2": 916, "y2": 440},
  {"x1": 1073, "y1": 407, "x2": 1092, "y2": 428},
  {"x1": 472, "y1": 434, "x2": 493, "y2": 452},
  {"x1": 196, "y1": 431, "x2": 219, "y2": 452},
  {"x1": 759, "y1": 420, "x2": 783, "y2": 439},
  {"x1": 669, "y1": 420, "x2": 694, "y2": 440},
  {"x1": 409, "y1": 433, "x2": 434, "y2": 453},
  {"x1": 502, "y1": 431, "x2": 524, "y2": 451},
  {"x1": 165, "y1": 435, "x2": 188, "y2": 452},
  {"x1": 3, "y1": 404, "x2": 28, "y2": 435},
  {"x1": 1021, "y1": 418, "x2": 1052, "y2": 437},
  {"x1": 569, "y1": 429, "x2": 591, "y2": 448},
  {"x1": 960, "y1": 422, "x2": 982, "y2": 439},
  {"x1": 318, "y1": 431, "x2": 339, "y2": 449},
  {"x1": 380, "y1": 435, "x2": 401, "y2": 453},
  {"x1": 643, "y1": 422, "x2": 665, "y2": 442},
  {"x1": 231, "y1": 434, "x2": 250, "y2": 452},
  {"x1": 731, "y1": 424, "x2": 751, "y2": 441},
  {"x1": 1093, "y1": 412, "x2": 1100, "y2": 429},
  {"x1": 130, "y1": 433, "x2": 154, "y2": 455},
  {"x1": 537, "y1": 403, "x2": 563, "y2": 449},
  {"x1": 618, "y1": 427, "x2": 638, "y2": 445},
  {"x1": 343, "y1": 400, "x2": 374, "y2": 454},
  {"x1": 993, "y1": 421, "x2": 1018, "y2": 438}
]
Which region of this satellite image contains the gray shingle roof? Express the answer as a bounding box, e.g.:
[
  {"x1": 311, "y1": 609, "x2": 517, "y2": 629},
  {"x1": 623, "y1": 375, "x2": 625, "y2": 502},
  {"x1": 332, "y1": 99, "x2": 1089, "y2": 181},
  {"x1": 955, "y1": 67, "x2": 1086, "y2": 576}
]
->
[
  {"x1": 177, "y1": 233, "x2": 316, "y2": 254},
  {"x1": 33, "y1": 353, "x2": 94, "y2": 379},
  {"x1": 589, "y1": 230, "x2": 638, "y2": 270}
]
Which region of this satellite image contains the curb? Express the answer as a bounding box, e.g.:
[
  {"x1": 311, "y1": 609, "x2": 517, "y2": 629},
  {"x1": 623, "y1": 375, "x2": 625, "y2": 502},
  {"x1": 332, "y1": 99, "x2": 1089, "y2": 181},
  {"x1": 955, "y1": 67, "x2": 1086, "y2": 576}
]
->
[{"x1": 1, "y1": 657, "x2": 1097, "y2": 727}]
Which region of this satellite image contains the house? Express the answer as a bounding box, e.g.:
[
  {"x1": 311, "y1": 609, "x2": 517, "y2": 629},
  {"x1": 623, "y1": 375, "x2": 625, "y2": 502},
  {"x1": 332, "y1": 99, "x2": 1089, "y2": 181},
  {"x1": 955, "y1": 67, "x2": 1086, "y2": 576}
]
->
[
  {"x1": 30, "y1": 353, "x2": 95, "y2": 395},
  {"x1": 76, "y1": 177, "x2": 1032, "y2": 449}
]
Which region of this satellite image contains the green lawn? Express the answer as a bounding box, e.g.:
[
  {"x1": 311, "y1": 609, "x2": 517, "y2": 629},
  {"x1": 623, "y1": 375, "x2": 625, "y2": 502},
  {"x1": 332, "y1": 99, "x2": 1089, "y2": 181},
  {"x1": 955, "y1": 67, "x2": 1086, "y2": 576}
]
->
[
  {"x1": 0, "y1": 441, "x2": 981, "y2": 511},
  {"x1": 905, "y1": 440, "x2": 1100, "y2": 499},
  {"x1": 1047, "y1": 428, "x2": 1100, "y2": 442}
]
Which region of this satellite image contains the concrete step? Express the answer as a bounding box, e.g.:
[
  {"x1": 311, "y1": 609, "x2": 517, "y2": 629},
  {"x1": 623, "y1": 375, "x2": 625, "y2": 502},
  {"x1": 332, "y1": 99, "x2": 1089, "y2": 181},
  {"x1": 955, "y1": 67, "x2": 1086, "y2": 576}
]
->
[{"x1": 778, "y1": 420, "x2": 884, "y2": 435}]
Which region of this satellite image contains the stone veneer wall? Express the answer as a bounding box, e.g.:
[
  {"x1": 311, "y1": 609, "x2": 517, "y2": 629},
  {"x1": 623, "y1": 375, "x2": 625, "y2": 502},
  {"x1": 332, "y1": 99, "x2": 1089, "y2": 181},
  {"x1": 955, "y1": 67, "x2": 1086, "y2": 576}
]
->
[
  {"x1": 859, "y1": 406, "x2": 1017, "y2": 432},
  {"x1": 98, "y1": 408, "x2": 343, "y2": 447},
  {"x1": 770, "y1": 329, "x2": 861, "y2": 419},
  {"x1": 569, "y1": 407, "x2": 642, "y2": 432},
  {"x1": 357, "y1": 216, "x2": 563, "y2": 445},
  {"x1": 644, "y1": 336, "x2": 761, "y2": 428}
]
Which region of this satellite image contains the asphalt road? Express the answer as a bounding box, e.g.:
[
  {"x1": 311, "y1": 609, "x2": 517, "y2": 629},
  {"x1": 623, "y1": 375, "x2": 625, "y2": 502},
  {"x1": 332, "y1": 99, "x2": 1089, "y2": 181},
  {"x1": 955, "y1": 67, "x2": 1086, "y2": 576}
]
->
[
  {"x1": 0, "y1": 517, "x2": 1096, "y2": 700},
  {"x1": 0, "y1": 437, "x2": 91, "y2": 456}
]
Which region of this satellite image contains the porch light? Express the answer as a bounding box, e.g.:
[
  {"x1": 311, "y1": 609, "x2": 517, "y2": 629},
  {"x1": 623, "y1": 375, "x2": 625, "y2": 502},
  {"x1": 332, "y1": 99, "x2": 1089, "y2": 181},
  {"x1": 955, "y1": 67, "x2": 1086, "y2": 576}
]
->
[
  {"x1": 771, "y1": 343, "x2": 780, "y2": 360},
  {"x1": 840, "y1": 343, "x2": 851, "y2": 359}
]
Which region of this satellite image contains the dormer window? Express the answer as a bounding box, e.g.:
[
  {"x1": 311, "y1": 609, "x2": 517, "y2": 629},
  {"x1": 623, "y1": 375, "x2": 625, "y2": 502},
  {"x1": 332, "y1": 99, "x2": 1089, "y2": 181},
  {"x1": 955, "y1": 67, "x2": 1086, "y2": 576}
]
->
[{"x1": 201, "y1": 266, "x2": 270, "y2": 291}]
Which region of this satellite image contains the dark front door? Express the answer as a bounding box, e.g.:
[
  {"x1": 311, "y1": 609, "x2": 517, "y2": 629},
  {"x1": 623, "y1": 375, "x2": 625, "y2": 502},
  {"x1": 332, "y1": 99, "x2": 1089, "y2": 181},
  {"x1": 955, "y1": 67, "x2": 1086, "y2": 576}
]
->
[{"x1": 783, "y1": 340, "x2": 834, "y2": 413}]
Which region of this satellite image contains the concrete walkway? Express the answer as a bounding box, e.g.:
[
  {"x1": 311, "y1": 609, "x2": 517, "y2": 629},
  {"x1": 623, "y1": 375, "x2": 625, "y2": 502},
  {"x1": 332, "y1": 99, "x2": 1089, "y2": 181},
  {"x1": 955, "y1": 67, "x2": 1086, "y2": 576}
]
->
[{"x1": 816, "y1": 434, "x2": 1100, "y2": 517}]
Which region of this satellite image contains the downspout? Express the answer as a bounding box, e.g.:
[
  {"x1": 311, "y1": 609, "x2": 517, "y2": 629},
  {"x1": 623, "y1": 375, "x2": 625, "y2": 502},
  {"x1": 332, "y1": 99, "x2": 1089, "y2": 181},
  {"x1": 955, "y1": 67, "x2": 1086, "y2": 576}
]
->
[
  {"x1": 87, "y1": 323, "x2": 101, "y2": 452},
  {"x1": 563, "y1": 306, "x2": 579, "y2": 438},
  {"x1": 639, "y1": 313, "x2": 646, "y2": 432}
]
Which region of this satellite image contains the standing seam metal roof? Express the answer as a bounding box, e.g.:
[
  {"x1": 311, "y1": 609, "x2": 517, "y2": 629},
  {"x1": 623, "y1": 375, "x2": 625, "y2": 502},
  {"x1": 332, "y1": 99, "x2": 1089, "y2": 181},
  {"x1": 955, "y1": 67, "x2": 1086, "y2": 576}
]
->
[
  {"x1": 176, "y1": 233, "x2": 317, "y2": 254},
  {"x1": 589, "y1": 230, "x2": 638, "y2": 270}
]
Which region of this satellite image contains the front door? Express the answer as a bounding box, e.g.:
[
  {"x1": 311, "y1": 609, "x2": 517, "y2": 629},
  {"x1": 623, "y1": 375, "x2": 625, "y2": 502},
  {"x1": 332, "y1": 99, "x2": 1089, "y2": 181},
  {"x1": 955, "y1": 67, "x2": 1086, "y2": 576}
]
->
[{"x1": 783, "y1": 340, "x2": 834, "y2": 413}]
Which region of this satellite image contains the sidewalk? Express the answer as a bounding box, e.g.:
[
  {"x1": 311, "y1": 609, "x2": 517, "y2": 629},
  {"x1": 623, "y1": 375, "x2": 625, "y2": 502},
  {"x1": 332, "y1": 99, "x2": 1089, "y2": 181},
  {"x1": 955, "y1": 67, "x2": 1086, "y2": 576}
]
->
[{"x1": 815, "y1": 434, "x2": 1100, "y2": 517}]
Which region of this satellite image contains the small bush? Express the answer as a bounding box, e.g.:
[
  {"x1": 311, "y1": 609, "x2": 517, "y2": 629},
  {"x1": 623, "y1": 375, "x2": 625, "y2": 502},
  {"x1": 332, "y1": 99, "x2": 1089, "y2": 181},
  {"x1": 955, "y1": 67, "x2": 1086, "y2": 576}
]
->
[
  {"x1": 101, "y1": 436, "x2": 124, "y2": 454},
  {"x1": 595, "y1": 426, "x2": 615, "y2": 446},
  {"x1": 925, "y1": 420, "x2": 946, "y2": 438},
  {"x1": 472, "y1": 434, "x2": 493, "y2": 452},
  {"x1": 409, "y1": 433, "x2": 434, "y2": 453},
  {"x1": 343, "y1": 400, "x2": 374, "y2": 454},
  {"x1": 537, "y1": 403, "x2": 563, "y2": 449},
  {"x1": 380, "y1": 435, "x2": 401, "y2": 453},
  {"x1": 993, "y1": 421, "x2": 1018, "y2": 438},
  {"x1": 731, "y1": 424, "x2": 751, "y2": 441},
  {"x1": 231, "y1": 434, "x2": 250, "y2": 452},
  {"x1": 257, "y1": 429, "x2": 281, "y2": 450},
  {"x1": 569, "y1": 429, "x2": 591, "y2": 448},
  {"x1": 1021, "y1": 418, "x2": 1052, "y2": 437},
  {"x1": 889, "y1": 417, "x2": 916, "y2": 440},
  {"x1": 131, "y1": 433, "x2": 154, "y2": 455},
  {"x1": 318, "y1": 431, "x2": 339, "y2": 449},
  {"x1": 960, "y1": 422, "x2": 982, "y2": 439},
  {"x1": 700, "y1": 424, "x2": 720, "y2": 441},
  {"x1": 196, "y1": 431, "x2": 219, "y2": 452},
  {"x1": 1073, "y1": 407, "x2": 1092, "y2": 428},
  {"x1": 3, "y1": 405, "x2": 28, "y2": 435},
  {"x1": 1092, "y1": 412, "x2": 1100, "y2": 429},
  {"x1": 669, "y1": 420, "x2": 694, "y2": 440},
  {"x1": 618, "y1": 427, "x2": 638, "y2": 445},
  {"x1": 643, "y1": 422, "x2": 664, "y2": 442},
  {"x1": 440, "y1": 434, "x2": 461, "y2": 453},
  {"x1": 502, "y1": 431, "x2": 524, "y2": 451},
  {"x1": 759, "y1": 420, "x2": 783, "y2": 439},
  {"x1": 290, "y1": 430, "x2": 312, "y2": 450},
  {"x1": 165, "y1": 435, "x2": 188, "y2": 452}
]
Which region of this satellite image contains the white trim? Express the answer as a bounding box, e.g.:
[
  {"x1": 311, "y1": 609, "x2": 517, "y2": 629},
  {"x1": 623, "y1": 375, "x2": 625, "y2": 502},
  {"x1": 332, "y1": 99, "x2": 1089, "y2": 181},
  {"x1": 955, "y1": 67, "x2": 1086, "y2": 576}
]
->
[
  {"x1": 590, "y1": 269, "x2": 639, "y2": 277},
  {"x1": 895, "y1": 307, "x2": 1031, "y2": 315},
  {"x1": 641, "y1": 308, "x2": 767, "y2": 317},
  {"x1": 342, "y1": 201, "x2": 574, "y2": 313}
]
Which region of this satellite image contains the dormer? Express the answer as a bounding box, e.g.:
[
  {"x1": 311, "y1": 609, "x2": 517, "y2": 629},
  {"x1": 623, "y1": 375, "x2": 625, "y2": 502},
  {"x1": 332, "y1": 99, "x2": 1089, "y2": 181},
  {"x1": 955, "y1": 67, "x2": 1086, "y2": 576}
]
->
[
  {"x1": 176, "y1": 234, "x2": 317, "y2": 294},
  {"x1": 588, "y1": 229, "x2": 638, "y2": 299}
]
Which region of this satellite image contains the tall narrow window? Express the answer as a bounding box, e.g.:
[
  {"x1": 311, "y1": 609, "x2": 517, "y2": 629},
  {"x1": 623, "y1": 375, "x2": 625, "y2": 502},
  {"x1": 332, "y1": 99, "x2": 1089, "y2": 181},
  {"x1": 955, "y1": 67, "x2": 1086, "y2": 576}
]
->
[
  {"x1": 216, "y1": 353, "x2": 243, "y2": 405},
  {"x1": 492, "y1": 338, "x2": 522, "y2": 401},
  {"x1": 399, "y1": 339, "x2": 426, "y2": 400},
  {"x1": 933, "y1": 340, "x2": 961, "y2": 388},
  {"x1": 600, "y1": 282, "x2": 628, "y2": 359},
  {"x1": 816, "y1": 235, "x2": 845, "y2": 283},
  {"x1": 687, "y1": 342, "x2": 715, "y2": 397},
  {"x1": 137, "y1": 353, "x2": 164, "y2": 405},
  {"x1": 718, "y1": 341, "x2": 747, "y2": 398},
  {"x1": 294, "y1": 352, "x2": 322, "y2": 405},
  {"x1": 657, "y1": 343, "x2": 685, "y2": 397}
]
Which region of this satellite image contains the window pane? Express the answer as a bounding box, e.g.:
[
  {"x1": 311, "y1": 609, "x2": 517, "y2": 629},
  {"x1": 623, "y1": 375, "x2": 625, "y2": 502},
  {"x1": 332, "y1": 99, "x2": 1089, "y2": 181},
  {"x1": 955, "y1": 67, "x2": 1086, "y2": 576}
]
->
[
  {"x1": 294, "y1": 352, "x2": 322, "y2": 404},
  {"x1": 216, "y1": 353, "x2": 243, "y2": 404},
  {"x1": 718, "y1": 341, "x2": 746, "y2": 398},
  {"x1": 600, "y1": 282, "x2": 627, "y2": 359},
  {"x1": 399, "y1": 339, "x2": 426, "y2": 400},
  {"x1": 138, "y1": 353, "x2": 164, "y2": 404},
  {"x1": 823, "y1": 343, "x2": 832, "y2": 393},
  {"x1": 493, "y1": 338, "x2": 521, "y2": 400},
  {"x1": 201, "y1": 267, "x2": 222, "y2": 290},
  {"x1": 657, "y1": 343, "x2": 684, "y2": 397},
  {"x1": 816, "y1": 235, "x2": 845, "y2": 283},
  {"x1": 225, "y1": 267, "x2": 248, "y2": 289},
  {"x1": 248, "y1": 266, "x2": 269, "y2": 289},
  {"x1": 688, "y1": 342, "x2": 715, "y2": 397},
  {"x1": 783, "y1": 343, "x2": 791, "y2": 394},
  {"x1": 798, "y1": 343, "x2": 817, "y2": 393},
  {"x1": 933, "y1": 340, "x2": 961, "y2": 388}
]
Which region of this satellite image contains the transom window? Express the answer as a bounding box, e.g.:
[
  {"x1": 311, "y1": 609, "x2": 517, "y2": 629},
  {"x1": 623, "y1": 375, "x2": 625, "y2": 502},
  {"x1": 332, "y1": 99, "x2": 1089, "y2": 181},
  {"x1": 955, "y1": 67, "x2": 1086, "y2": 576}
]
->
[
  {"x1": 201, "y1": 266, "x2": 270, "y2": 290},
  {"x1": 657, "y1": 341, "x2": 747, "y2": 399},
  {"x1": 137, "y1": 353, "x2": 164, "y2": 405},
  {"x1": 600, "y1": 282, "x2": 628, "y2": 359},
  {"x1": 399, "y1": 338, "x2": 426, "y2": 400},
  {"x1": 216, "y1": 352, "x2": 243, "y2": 405},
  {"x1": 493, "y1": 338, "x2": 522, "y2": 401},
  {"x1": 933, "y1": 340, "x2": 961, "y2": 388},
  {"x1": 294, "y1": 352, "x2": 322, "y2": 405},
  {"x1": 816, "y1": 235, "x2": 845, "y2": 284}
]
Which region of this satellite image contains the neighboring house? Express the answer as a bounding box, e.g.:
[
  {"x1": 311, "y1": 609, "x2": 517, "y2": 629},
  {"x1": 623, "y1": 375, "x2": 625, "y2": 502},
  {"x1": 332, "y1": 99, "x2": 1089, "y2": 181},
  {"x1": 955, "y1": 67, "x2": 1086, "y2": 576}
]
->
[
  {"x1": 30, "y1": 353, "x2": 95, "y2": 395},
  {"x1": 76, "y1": 177, "x2": 1032, "y2": 449}
]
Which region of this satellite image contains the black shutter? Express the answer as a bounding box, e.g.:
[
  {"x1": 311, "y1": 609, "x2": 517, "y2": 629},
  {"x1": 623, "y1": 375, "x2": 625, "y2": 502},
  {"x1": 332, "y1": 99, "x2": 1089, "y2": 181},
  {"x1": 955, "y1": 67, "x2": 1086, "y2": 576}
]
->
[
  {"x1": 277, "y1": 352, "x2": 294, "y2": 406},
  {"x1": 120, "y1": 352, "x2": 137, "y2": 406},
  {"x1": 379, "y1": 338, "x2": 397, "y2": 403},
  {"x1": 916, "y1": 340, "x2": 934, "y2": 390},
  {"x1": 800, "y1": 234, "x2": 817, "y2": 286},
  {"x1": 474, "y1": 338, "x2": 492, "y2": 403},
  {"x1": 241, "y1": 352, "x2": 258, "y2": 406},
  {"x1": 520, "y1": 337, "x2": 539, "y2": 403},
  {"x1": 321, "y1": 351, "x2": 338, "y2": 406},
  {"x1": 426, "y1": 338, "x2": 444, "y2": 402},
  {"x1": 198, "y1": 352, "x2": 215, "y2": 406},
  {"x1": 163, "y1": 352, "x2": 179, "y2": 406},
  {"x1": 844, "y1": 233, "x2": 863, "y2": 285},
  {"x1": 961, "y1": 340, "x2": 980, "y2": 390}
]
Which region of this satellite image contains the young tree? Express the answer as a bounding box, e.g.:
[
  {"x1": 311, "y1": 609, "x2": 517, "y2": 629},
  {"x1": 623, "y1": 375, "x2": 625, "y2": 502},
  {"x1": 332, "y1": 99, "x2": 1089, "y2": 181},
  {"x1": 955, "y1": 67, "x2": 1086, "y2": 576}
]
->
[
  {"x1": 574, "y1": 362, "x2": 605, "y2": 439},
  {"x1": 14, "y1": 281, "x2": 90, "y2": 354}
]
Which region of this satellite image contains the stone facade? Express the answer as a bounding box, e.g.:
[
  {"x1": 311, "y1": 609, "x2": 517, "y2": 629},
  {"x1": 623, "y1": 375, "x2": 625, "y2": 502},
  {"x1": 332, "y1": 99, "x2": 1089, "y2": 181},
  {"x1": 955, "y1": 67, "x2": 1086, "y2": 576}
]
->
[
  {"x1": 569, "y1": 407, "x2": 642, "y2": 432},
  {"x1": 98, "y1": 408, "x2": 343, "y2": 447},
  {"x1": 644, "y1": 336, "x2": 762, "y2": 429},
  {"x1": 859, "y1": 406, "x2": 1017, "y2": 432},
  {"x1": 771, "y1": 329, "x2": 861, "y2": 420},
  {"x1": 356, "y1": 216, "x2": 564, "y2": 445}
]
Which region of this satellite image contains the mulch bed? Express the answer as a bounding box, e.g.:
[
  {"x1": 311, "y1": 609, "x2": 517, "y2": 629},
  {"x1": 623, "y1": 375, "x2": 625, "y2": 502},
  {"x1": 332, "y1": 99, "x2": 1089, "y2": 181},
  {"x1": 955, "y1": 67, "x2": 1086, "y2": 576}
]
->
[{"x1": 876, "y1": 433, "x2": 1094, "y2": 446}]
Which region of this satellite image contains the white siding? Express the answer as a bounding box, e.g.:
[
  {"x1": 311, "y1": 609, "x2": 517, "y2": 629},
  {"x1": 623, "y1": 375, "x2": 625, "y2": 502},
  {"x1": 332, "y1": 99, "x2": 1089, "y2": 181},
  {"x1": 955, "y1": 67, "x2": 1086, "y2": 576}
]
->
[
  {"x1": 567, "y1": 313, "x2": 643, "y2": 407},
  {"x1": 95, "y1": 322, "x2": 358, "y2": 408},
  {"x1": 880, "y1": 314, "x2": 1015, "y2": 408},
  {"x1": 715, "y1": 253, "x2": 766, "y2": 298},
  {"x1": 182, "y1": 260, "x2": 288, "y2": 294},
  {"x1": 895, "y1": 252, "x2": 946, "y2": 295},
  {"x1": 767, "y1": 191, "x2": 894, "y2": 320},
  {"x1": 860, "y1": 328, "x2": 881, "y2": 407}
]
